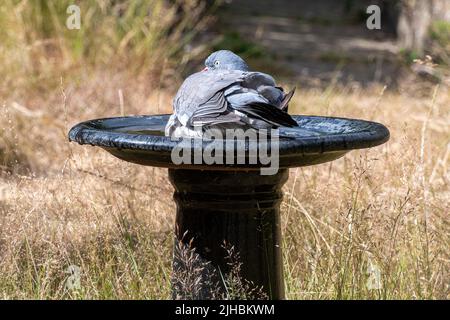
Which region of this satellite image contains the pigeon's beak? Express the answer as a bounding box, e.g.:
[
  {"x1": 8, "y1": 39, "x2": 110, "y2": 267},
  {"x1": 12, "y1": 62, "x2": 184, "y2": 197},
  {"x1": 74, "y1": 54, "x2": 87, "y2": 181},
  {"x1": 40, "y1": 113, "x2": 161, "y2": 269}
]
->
[{"x1": 202, "y1": 67, "x2": 208, "y2": 72}]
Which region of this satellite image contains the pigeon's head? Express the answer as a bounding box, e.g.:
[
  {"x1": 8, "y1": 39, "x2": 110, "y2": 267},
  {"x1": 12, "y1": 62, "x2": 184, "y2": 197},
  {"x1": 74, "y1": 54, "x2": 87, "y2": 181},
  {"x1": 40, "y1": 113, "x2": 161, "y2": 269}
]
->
[{"x1": 204, "y1": 50, "x2": 249, "y2": 71}]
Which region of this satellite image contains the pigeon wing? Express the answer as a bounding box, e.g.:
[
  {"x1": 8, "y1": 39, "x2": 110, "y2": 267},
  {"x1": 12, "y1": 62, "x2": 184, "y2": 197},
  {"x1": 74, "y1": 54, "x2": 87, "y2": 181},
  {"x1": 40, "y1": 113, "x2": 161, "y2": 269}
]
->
[
  {"x1": 173, "y1": 70, "x2": 245, "y2": 126},
  {"x1": 242, "y1": 72, "x2": 276, "y2": 88},
  {"x1": 257, "y1": 85, "x2": 284, "y2": 106},
  {"x1": 225, "y1": 72, "x2": 285, "y2": 108},
  {"x1": 234, "y1": 102, "x2": 298, "y2": 127},
  {"x1": 224, "y1": 72, "x2": 298, "y2": 127}
]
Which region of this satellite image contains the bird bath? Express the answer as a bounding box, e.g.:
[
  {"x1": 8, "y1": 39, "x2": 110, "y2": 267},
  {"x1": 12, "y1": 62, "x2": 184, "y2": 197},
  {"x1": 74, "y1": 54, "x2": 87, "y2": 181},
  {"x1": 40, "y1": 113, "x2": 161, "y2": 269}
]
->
[{"x1": 68, "y1": 114, "x2": 389, "y2": 299}]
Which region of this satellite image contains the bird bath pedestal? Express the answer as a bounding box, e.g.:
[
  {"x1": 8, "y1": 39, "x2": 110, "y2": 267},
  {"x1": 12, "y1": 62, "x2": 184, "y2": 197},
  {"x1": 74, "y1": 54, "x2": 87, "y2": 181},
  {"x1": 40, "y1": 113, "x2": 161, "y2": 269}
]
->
[{"x1": 68, "y1": 114, "x2": 389, "y2": 299}]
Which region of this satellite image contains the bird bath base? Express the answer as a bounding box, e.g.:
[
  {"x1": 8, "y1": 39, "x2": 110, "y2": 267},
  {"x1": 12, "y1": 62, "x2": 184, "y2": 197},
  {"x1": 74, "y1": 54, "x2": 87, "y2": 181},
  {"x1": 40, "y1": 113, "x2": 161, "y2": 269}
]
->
[
  {"x1": 170, "y1": 169, "x2": 287, "y2": 299},
  {"x1": 69, "y1": 114, "x2": 389, "y2": 299}
]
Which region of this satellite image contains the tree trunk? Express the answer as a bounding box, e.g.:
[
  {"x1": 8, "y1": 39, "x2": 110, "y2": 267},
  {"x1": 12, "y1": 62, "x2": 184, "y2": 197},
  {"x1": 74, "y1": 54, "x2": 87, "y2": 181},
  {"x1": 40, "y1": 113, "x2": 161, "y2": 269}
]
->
[{"x1": 397, "y1": 0, "x2": 450, "y2": 55}]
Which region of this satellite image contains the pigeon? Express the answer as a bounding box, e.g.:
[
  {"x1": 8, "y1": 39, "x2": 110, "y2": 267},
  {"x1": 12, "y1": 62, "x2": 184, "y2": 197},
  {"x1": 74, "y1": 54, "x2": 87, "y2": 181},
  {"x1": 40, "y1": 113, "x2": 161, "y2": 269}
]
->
[{"x1": 165, "y1": 50, "x2": 297, "y2": 138}]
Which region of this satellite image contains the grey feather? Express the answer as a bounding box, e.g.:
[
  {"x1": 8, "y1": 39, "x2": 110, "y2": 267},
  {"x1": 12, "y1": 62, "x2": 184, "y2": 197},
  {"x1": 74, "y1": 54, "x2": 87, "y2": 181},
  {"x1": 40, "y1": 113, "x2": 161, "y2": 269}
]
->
[
  {"x1": 166, "y1": 50, "x2": 298, "y2": 137},
  {"x1": 257, "y1": 85, "x2": 284, "y2": 106},
  {"x1": 173, "y1": 70, "x2": 244, "y2": 125}
]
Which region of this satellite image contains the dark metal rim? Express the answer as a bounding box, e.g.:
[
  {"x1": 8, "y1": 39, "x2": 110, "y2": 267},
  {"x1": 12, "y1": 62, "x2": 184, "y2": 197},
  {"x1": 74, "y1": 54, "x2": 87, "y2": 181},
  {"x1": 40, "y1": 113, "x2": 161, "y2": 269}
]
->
[{"x1": 68, "y1": 114, "x2": 390, "y2": 155}]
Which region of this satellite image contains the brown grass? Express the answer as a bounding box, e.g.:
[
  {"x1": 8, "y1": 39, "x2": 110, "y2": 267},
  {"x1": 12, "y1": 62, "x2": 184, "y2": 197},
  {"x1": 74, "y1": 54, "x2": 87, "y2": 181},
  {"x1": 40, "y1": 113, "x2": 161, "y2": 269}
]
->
[
  {"x1": 284, "y1": 84, "x2": 449, "y2": 299},
  {"x1": 0, "y1": 0, "x2": 448, "y2": 300},
  {"x1": 0, "y1": 70, "x2": 448, "y2": 298}
]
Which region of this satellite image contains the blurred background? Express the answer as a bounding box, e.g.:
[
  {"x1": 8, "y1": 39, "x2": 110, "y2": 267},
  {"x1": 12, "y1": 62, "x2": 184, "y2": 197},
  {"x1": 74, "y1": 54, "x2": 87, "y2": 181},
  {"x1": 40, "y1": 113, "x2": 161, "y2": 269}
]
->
[
  {"x1": 0, "y1": 0, "x2": 448, "y2": 299},
  {"x1": 1, "y1": 0, "x2": 449, "y2": 97}
]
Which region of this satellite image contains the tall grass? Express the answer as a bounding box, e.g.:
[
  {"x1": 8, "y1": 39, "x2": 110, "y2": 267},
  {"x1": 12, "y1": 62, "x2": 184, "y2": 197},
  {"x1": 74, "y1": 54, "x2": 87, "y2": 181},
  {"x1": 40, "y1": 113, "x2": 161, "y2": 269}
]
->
[
  {"x1": 0, "y1": 0, "x2": 208, "y2": 92},
  {"x1": 0, "y1": 1, "x2": 448, "y2": 300},
  {"x1": 0, "y1": 82, "x2": 448, "y2": 299},
  {"x1": 282, "y1": 86, "x2": 449, "y2": 300},
  {"x1": 0, "y1": 0, "x2": 209, "y2": 172}
]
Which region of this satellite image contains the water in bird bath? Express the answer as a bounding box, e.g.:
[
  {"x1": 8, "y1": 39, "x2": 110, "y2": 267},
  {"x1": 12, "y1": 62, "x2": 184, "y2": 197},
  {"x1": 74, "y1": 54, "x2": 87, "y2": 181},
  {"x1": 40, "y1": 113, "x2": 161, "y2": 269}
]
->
[
  {"x1": 110, "y1": 117, "x2": 324, "y2": 141},
  {"x1": 116, "y1": 125, "x2": 166, "y2": 136}
]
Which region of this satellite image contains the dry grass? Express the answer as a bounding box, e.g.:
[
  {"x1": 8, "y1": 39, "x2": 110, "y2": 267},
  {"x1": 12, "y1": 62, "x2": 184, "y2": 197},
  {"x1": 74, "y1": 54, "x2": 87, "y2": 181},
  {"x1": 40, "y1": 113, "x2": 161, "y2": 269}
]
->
[
  {"x1": 283, "y1": 84, "x2": 449, "y2": 299},
  {"x1": 0, "y1": 73, "x2": 448, "y2": 299},
  {"x1": 0, "y1": 1, "x2": 448, "y2": 300},
  {"x1": 0, "y1": 0, "x2": 208, "y2": 87}
]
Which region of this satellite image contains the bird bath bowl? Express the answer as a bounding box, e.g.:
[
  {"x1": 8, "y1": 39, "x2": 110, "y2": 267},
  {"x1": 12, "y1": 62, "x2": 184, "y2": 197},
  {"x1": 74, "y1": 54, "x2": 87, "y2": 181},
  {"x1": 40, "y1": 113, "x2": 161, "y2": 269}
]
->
[{"x1": 68, "y1": 114, "x2": 389, "y2": 299}]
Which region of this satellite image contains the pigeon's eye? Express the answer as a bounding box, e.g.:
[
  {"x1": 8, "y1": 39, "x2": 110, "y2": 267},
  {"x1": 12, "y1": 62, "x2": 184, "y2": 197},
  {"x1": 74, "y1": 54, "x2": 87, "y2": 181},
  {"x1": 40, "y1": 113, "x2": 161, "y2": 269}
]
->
[{"x1": 214, "y1": 60, "x2": 220, "y2": 67}]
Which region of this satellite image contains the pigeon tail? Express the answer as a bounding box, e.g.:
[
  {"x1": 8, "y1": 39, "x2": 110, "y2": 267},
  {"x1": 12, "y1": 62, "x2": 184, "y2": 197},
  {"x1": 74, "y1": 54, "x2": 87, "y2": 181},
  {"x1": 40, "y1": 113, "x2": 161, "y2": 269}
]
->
[
  {"x1": 234, "y1": 102, "x2": 298, "y2": 128},
  {"x1": 279, "y1": 87, "x2": 296, "y2": 112}
]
